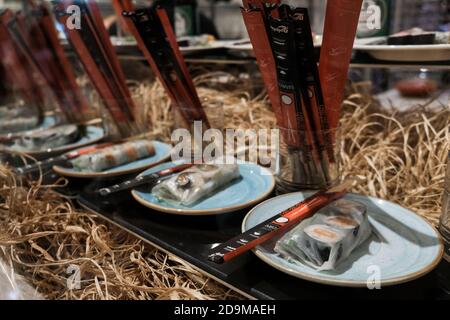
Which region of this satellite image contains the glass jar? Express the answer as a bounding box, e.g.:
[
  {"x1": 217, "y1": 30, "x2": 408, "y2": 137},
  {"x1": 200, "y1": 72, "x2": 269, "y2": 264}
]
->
[{"x1": 275, "y1": 127, "x2": 341, "y2": 194}]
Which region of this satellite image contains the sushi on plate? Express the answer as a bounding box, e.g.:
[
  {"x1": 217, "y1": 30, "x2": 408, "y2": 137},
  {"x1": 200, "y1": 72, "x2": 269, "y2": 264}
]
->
[
  {"x1": 71, "y1": 139, "x2": 155, "y2": 172},
  {"x1": 152, "y1": 163, "x2": 241, "y2": 206},
  {"x1": 275, "y1": 199, "x2": 372, "y2": 271},
  {"x1": 15, "y1": 124, "x2": 79, "y2": 150}
]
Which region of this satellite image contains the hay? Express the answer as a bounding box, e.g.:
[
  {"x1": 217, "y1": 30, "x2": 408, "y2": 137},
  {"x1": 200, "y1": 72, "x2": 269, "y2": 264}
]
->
[{"x1": 0, "y1": 74, "x2": 448, "y2": 300}]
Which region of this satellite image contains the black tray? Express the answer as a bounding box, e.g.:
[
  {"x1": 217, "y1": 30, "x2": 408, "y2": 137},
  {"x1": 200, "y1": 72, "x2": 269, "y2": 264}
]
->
[{"x1": 75, "y1": 177, "x2": 450, "y2": 300}]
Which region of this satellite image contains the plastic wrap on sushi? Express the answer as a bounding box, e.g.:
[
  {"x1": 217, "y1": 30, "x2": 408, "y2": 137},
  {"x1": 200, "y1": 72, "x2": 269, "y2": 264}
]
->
[
  {"x1": 274, "y1": 199, "x2": 371, "y2": 271},
  {"x1": 15, "y1": 124, "x2": 79, "y2": 150},
  {"x1": 71, "y1": 139, "x2": 155, "y2": 172},
  {"x1": 152, "y1": 164, "x2": 240, "y2": 206}
]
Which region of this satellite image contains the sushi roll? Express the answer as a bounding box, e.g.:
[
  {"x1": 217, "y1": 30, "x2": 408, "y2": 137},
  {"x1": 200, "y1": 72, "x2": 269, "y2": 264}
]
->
[
  {"x1": 152, "y1": 163, "x2": 240, "y2": 206},
  {"x1": 275, "y1": 199, "x2": 371, "y2": 271},
  {"x1": 71, "y1": 139, "x2": 155, "y2": 172},
  {"x1": 16, "y1": 124, "x2": 79, "y2": 150}
]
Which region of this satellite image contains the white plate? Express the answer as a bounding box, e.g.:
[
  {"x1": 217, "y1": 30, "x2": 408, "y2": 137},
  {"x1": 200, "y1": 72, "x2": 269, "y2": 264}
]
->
[
  {"x1": 4, "y1": 125, "x2": 105, "y2": 158},
  {"x1": 225, "y1": 35, "x2": 323, "y2": 56},
  {"x1": 242, "y1": 192, "x2": 443, "y2": 287},
  {"x1": 354, "y1": 36, "x2": 450, "y2": 62},
  {"x1": 53, "y1": 141, "x2": 172, "y2": 179},
  {"x1": 132, "y1": 162, "x2": 275, "y2": 215}
]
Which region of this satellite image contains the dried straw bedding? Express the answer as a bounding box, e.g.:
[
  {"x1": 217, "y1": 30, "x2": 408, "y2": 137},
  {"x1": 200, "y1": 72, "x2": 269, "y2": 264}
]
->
[{"x1": 0, "y1": 73, "x2": 448, "y2": 300}]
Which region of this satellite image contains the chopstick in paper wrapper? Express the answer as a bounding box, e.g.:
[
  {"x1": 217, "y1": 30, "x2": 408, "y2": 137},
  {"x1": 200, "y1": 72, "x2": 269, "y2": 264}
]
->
[
  {"x1": 15, "y1": 142, "x2": 115, "y2": 175},
  {"x1": 6, "y1": 14, "x2": 74, "y2": 121},
  {"x1": 319, "y1": 0, "x2": 363, "y2": 132},
  {"x1": 111, "y1": 0, "x2": 134, "y2": 35},
  {"x1": 120, "y1": 4, "x2": 210, "y2": 129},
  {"x1": 55, "y1": 0, "x2": 139, "y2": 137},
  {"x1": 208, "y1": 178, "x2": 362, "y2": 264},
  {"x1": 9, "y1": 2, "x2": 91, "y2": 122},
  {"x1": 27, "y1": 2, "x2": 90, "y2": 119},
  {"x1": 0, "y1": 10, "x2": 46, "y2": 112},
  {"x1": 83, "y1": 0, "x2": 135, "y2": 116}
]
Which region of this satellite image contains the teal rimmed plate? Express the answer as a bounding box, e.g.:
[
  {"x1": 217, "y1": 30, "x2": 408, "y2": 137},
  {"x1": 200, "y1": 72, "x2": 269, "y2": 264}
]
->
[
  {"x1": 132, "y1": 162, "x2": 275, "y2": 215},
  {"x1": 0, "y1": 115, "x2": 58, "y2": 140},
  {"x1": 242, "y1": 192, "x2": 443, "y2": 287},
  {"x1": 53, "y1": 141, "x2": 172, "y2": 179},
  {"x1": 5, "y1": 125, "x2": 105, "y2": 158}
]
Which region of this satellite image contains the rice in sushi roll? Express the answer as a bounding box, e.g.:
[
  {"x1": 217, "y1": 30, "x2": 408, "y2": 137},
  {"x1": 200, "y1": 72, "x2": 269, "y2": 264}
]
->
[
  {"x1": 275, "y1": 199, "x2": 371, "y2": 271},
  {"x1": 71, "y1": 139, "x2": 155, "y2": 172}
]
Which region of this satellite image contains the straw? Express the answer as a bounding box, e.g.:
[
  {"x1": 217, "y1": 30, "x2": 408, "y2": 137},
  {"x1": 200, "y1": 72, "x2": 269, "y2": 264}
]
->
[{"x1": 0, "y1": 75, "x2": 448, "y2": 299}]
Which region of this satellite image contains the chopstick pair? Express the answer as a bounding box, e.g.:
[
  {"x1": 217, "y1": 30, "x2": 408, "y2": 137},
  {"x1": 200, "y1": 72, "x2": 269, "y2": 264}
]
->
[
  {"x1": 242, "y1": 1, "x2": 362, "y2": 186},
  {"x1": 15, "y1": 142, "x2": 114, "y2": 175},
  {"x1": 319, "y1": 0, "x2": 363, "y2": 132},
  {"x1": 114, "y1": 2, "x2": 210, "y2": 129},
  {"x1": 0, "y1": 10, "x2": 46, "y2": 115},
  {"x1": 98, "y1": 162, "x2": 194, "y2": 196},
  {"x1": 242, "y1": 3, "x2": 330, "y2": 184},
  {"x1": 54, "y1": 0, "x2": 140, "y2": 137},
  {"x1": 5, "y1": 2, "x2": 90, "y2": 123},
  {"x1": 208, "y1": 177, "x2": 360, "y2": 264}
]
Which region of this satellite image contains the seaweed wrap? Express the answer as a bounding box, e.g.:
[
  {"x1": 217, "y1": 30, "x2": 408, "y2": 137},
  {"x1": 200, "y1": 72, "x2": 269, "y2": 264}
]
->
[
  {"x1": 275, "y1": 199, "x2": 371, "y2": 271},
  {"x1": 152, "y1": 164, "x2": 240, "y2": 206},
  {"x1": 71, "y1": 139, "x2": 155, "y2": 172}
]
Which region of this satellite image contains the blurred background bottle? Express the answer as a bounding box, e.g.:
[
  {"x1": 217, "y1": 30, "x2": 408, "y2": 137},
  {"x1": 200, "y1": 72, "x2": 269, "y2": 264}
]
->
[{"x1": 175, "y1": 0, "x2": 199, "y2": 36}]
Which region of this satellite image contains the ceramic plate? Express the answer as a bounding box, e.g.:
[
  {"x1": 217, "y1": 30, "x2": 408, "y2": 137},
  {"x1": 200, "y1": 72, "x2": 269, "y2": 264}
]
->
[
  {"x1": 225, "y1": 35, "x2": 323, "y2": 56},
  {"x1": 242, "y1": 192, "x2": 443, "y2": 287},
  {"x1": 132, "y1": 162, "x2": 275, "y2": 215},
  {"x1": 354, "y1": 36, "x2": 450, "y2": 61},
  {"x1": 53, "y1": 141, "x2": 172, "y2": 179},
  {"x1": 0, "y1": 115, "x2": 58, "y2": 140},
  {"x1": 4, "y1": 125, "x2": 105, "y2": 158}
]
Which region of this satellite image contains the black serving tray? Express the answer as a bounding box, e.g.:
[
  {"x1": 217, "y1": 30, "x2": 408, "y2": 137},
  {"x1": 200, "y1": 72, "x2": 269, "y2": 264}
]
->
[{"x1": 73, "y1": 177, "x2": 450, "y2": 300}]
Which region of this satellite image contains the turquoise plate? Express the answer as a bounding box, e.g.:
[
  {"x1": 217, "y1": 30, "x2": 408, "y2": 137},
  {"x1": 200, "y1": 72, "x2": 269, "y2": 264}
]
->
[
  {"x1": 6, "y1": 125, "x2": 105, "y2": 158},
  {"x1": 0, "y1": 115, "x2": 57, "y2": 139},
  {"x1": 53, "y1": 141, "x2": 172, "y2": 178},
  {"x1": 242, "y1": 192, "x2": 443, "y2": 287},
  {"x1": 132, "y1": 162, "x2": 275, "y2": 215}
]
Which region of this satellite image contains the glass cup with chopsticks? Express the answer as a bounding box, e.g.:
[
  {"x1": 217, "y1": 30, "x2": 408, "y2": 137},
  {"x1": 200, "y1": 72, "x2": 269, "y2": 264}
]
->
[
  {"x1": 439, "y1": 151, "x2": 450, "y2": 262},
  {"x1": 275, "y1": 127, "x2": 341, "y2": 194}
]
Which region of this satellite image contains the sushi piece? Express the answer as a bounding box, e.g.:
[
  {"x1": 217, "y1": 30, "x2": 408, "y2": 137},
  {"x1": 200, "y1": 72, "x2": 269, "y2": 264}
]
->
[
  {"x1": 152, "y1": 164, "x2": 241, "y2": 206},
  {"x1": 71, "y1": 140, "x2": 155, "y2": 172},
  {"x1": 16, "y1": 124, "x2": 79, "y2": 150},
  {"x1": 275, "y1": 199, "x2": 371, "y2": 271}
]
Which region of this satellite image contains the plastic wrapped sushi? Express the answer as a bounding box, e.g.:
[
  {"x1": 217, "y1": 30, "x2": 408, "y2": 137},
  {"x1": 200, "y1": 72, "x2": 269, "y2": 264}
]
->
[
  {"x1": 275, "y1": 199, "x2": 371, "y2": 271},
  {"x1": 16, "y1": 124, "x2": 79, "y2": 150},
  {"x1": 71, "y1": 139, "x2": 155, "y2": 172},
  {"x1": 152, "y1": 164, "x2": 240, "y2": 206}
]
